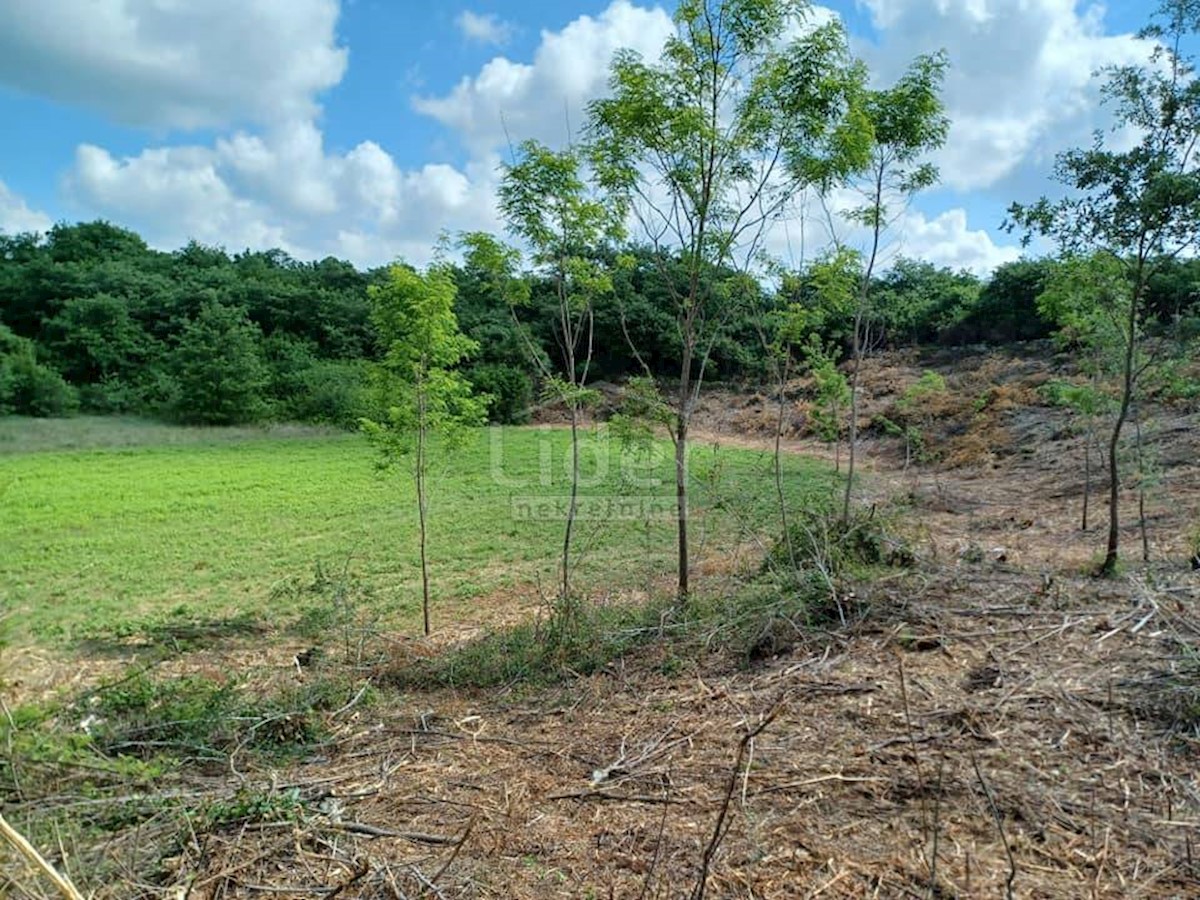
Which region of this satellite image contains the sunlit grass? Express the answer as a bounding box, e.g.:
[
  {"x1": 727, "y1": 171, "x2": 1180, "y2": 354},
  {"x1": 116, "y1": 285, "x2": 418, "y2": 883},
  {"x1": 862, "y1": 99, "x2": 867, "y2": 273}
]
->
[{"x1": 1, "y1": 419, "x2": 836, "y2": 643}]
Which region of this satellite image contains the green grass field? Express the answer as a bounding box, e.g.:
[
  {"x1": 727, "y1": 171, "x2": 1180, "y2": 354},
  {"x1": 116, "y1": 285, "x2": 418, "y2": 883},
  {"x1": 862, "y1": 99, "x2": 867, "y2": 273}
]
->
[{"x1": 0, "y1": 417, "x2": 835, "y2": 644}]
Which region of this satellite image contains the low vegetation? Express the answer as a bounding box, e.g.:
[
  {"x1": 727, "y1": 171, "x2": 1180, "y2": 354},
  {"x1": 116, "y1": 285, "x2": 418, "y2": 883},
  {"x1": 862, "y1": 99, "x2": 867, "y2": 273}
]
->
[
  {"x1": 2, "y1": 0, "x2": 1199, "y2": 896},
  {"x1": 1, "y1": 418, "x2": 834, "y2": 644}
]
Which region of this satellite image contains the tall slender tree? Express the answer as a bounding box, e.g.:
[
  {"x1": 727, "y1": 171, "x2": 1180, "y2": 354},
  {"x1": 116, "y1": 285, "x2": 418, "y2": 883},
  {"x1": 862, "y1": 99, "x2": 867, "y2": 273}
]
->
[
  {"x1": 1008, "y1": 0, "x2": 1200, "y2": 574},
  {"x1": 588, "y1": 0, "x2": 871, "y2": 602},
  {"x1": 361, "y1": 264, "x2": 488, "y2": 635},
  {"x1": 833, "y1": 52, "x2": 949, "y2": 522},
  {"x1": 495, "y1": 140, "x2": 624, "y2": 604}
]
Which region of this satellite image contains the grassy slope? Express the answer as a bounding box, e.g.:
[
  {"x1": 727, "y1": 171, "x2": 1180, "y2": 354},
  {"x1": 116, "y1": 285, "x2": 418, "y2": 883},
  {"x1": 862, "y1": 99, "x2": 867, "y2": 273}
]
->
[{"x1": 0, "y1": 418, "x2": 835, "y2": 642}]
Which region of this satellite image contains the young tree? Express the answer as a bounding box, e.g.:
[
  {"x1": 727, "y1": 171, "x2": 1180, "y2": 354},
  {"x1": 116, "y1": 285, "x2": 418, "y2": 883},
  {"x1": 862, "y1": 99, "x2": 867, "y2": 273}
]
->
[
  {"x1": 1008, "y1": 0, "x2": 1200, "y2": 574},
  {"x1": 832, "y1": 52, "x2": 949, "y2": 522},
  {"x1": 1037, "y1": 254, "x2": 1127, "y2": 532},
  {"x1": 361, "y1": 264, "x2": 488, "y2": 636},
  {"x1": 588, "y1": 0, "x2": 870, "y2": 601},
  {"x1": 495, "y1": 140, "x2": 624, "y2": 603}
]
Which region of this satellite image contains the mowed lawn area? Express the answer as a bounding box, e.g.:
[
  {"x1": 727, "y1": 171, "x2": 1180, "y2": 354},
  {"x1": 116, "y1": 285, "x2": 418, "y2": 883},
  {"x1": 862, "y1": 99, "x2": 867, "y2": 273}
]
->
[{"x1": 1, "y1": 417, "x2": 836, "y2": 643}]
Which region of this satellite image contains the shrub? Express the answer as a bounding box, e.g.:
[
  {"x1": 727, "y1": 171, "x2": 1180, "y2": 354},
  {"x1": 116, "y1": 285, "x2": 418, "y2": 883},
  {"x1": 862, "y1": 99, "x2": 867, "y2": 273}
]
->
[
  {"x1": 468, "y1": 362, "x2": 533, "y2": 424},
  {"x1": 385, "y1": 598, "x2": 667, "y2": 689},
  {"x1": 765, "y1": 505, "x2": 913, "y2": 577},
  {"x1": 291, "y1": 359, "x2": 372, "y2": 427},
  {"x1": 0, "y1": 325, "x2": 78, "y2": 417},
  {"x1": 171, "y1": 301, "x2": 268, "y2": 425}
]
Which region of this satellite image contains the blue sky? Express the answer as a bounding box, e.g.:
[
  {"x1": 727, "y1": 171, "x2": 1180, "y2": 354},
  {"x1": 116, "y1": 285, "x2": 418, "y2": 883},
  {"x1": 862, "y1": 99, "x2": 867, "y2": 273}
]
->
[{"x1": 0, "y1": 1, "x2": 1162, "y2": 274}]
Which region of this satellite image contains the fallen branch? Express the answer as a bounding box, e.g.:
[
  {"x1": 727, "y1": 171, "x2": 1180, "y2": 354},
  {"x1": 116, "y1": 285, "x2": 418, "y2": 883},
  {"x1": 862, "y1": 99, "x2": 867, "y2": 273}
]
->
[
  {"x1": 0, "y1": 812, "x2": 86, "y2": 900},
  {"x1": 691, "y1": 699, "x2": 785, "y2": 900},
  {"x1": 971, "y1": 751, "x2": 1017, "y2": 900},
  {"x1": 330, "y1": 821, "x2": 455, "y2": 844},
  {"x1": 546, "y1": 789, "x2": 685, "y2": 804}
]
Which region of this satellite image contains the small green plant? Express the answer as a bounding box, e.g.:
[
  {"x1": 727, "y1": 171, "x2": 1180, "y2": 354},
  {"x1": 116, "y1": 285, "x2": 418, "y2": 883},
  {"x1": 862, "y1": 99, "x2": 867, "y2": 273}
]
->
[
  {"x1": 893, "y1": 371, "x2": 948, "y2": 469},
  {"x1": 201, "y1": 787, "x2": 306, "y2": 830},
  {"x1": 386, "y1": 598, "x2": 671, "y2": 690},
  {"x1": 285, "y1": 559, "x2": 389, "y2": 667},
  {"x1": 803, "y1": 335, "x2": 851, "y2": 470},
  {"x1": 361, "y1": 262, "x2": 489, "y2": 636},
  {"x1": 716, "y1": 505, "x2": 914, "y2": 662}
]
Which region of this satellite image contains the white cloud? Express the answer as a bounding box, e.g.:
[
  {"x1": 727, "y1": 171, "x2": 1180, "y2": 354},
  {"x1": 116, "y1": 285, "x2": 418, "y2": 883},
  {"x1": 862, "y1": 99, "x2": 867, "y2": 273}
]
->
[
  {"x1": 854, "y1": 0, "x2": 1149, "y2": 192},
  {"x1": 896, "y1": 208, "x2": 1021, "y2": 275},
  {"x1": 416, "y1": 0, "x2": 675, "y2": 154},
  {"x1": 455, "y1": 10, "x2": 515, "y2": 46},
  {"x1": 0, "y1": 180, "x2": 53, "y2": 235},
  {"x1": 65, "y1": 134, "x2": 503, "y2": 267},
  {"x1": 0, "y1": 0, "x2": 346, "y2": 129},
  {"x1": 67, "y1": 144, "x2": 295, "y2": 253},
  {"x1": 56, "y1": 1, "x2": 672, "y2": 266},
  {"x1": 35, "y1": 0, "x2": 1141, "y2": 275}
]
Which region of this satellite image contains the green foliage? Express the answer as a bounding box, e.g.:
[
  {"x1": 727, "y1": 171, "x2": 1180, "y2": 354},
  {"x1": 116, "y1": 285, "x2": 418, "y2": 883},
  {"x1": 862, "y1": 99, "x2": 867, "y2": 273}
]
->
[
  {"x1": 1037, "y1": 254, "x2": 1131, "y2": 358},
  {"x1": 201, "y1": 787, "x2": 306, "y2": 830},
  {"x1": 764, "y1": 504, "x2": 912, "y2": 577},
  {"x1": 496, "y1": 140, "x2": 621, "y2": 390},
  {"x1": 954, "y1": 258, "x2": 1058, "y2": 343},
  {"x1": 899, "y1": 370, "x2": 947, "y2": 407},
  {"x1": 171, "y1": 301, "x2": 269, "y2": 425},
  {"x1": 802, "y1": 335, "x2": 849, "y2": 443},
  {"x1": 362, "y1": 263, "x2": 488, "y2": 455},
  {"x1": 1008, "y1": 0, "x2": 1200, "y2": 573},
  {"x1": 724, "y1": 506, "x2": 911, "y2": 660},
  {"x1": 1040, "y1": 378, "x2": 1113, "y2": 418},
  {"x1": 386, "y1": 598, "x2": 668, "y2": 689},
  {"x1": 467, "y1": 363, "x2": 533, "y2": 424},
  {"x1": 0, "y1": 323, "x2": 78, "y2": 416},
  {"x1": 0, "y1": 223, "x2": 376, "y2": 425}
]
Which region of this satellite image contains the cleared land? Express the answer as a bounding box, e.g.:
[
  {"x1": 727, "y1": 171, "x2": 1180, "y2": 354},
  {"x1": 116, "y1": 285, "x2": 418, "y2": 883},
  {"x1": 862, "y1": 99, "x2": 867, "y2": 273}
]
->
[{"x1": 2, "y1": 356, "x2": 1199, "y2": 899}]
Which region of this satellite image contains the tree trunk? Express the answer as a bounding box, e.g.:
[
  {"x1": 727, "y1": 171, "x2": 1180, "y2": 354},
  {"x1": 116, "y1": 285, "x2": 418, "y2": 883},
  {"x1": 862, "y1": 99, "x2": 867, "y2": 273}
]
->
[
  {"x1": 1102, "y1": 276, "x2": 1143, "y2": 576},
  {"x1": 841, "y1": 315, "x2": 862, "y2": 523},
  {"x1": 675, "y1": 416, "x2": 690, "y2": 601},
  {"x1": 842, "y1": 163, "x2": 885, "y2": 524},
  {"x1": 673, "y1": 328, "x2": 695, "y2": 603},
  {"x1": 1135, "y1": 412, "x2": 1149, "y2": 562},
  {"x1": 773, "y1": 360, "x2": 795, "y2": 570},
  {"x1": 562, "y1": 404, "x2": 580, "y2": 602},
  {"x1": 1082, "y1": 425, "x2": 1091, "y2": 532},
  {"x1": 416, "y1": 394, "x2": 431, "y2": 636}
]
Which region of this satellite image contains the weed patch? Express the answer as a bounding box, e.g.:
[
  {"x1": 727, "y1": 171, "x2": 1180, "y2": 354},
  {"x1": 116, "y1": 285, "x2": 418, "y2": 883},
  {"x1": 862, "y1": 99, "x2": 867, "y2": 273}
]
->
[{"x1": 384, "y1": 597, "x2": 675, "y2": 690}]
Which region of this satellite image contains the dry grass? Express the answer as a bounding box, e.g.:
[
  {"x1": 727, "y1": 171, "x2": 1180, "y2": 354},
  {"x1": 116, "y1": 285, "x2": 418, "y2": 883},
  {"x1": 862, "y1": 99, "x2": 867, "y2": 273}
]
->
[
  {"x1": 5, "y1": 346, "x2": 1200, "y2": 898},
  {"x1": 12, "y1": 565, "x2": 1196, "y2": 898}
]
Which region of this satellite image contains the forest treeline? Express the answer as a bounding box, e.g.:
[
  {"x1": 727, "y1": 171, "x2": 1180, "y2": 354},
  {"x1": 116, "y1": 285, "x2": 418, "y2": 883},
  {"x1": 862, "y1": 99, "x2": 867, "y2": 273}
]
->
[{"x1": 2, "y1": 219, "x2": 1198, "y2": 425}]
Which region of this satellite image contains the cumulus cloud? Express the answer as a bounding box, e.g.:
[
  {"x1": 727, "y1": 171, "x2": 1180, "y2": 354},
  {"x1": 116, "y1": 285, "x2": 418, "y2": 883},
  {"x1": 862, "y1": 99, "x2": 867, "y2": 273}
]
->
[
  {"x1": 66, "y1": 133, "x2": 503, "y2": 267},
  {"x1": 26, "y1": 0, "x2": 1141, "y2": 274},
  {"x1": 415, "y1": 0, "x2": 675, "y2": 154},
  {"x1": 856, "y1": 0, "x2": 1148, "y2": 191},
  {"x1": 895, "y1": 208, "x2": 1022, "y2": 275},
  {"x1": 455, "y1": 10, "x2": 515, "y2": 46},
  {"x1": 0, "y1": 180, "x2": 52, "y2": 235},
  {"x1": 0, "y1": 0, "x2": 346, "y2": 129},
  {"x1": 68, "y1": 144, "x2": 296, "y2": 254},
  {"x1": 53, "y1": 0, "x2": 673, "y2": 266}
]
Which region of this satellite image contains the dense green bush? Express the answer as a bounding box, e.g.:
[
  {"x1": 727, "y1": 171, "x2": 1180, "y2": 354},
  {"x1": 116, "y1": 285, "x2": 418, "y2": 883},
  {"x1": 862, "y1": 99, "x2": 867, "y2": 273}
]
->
[
  {"x1": 171, "y1": 301, "x2": 268, "y2": 425},
  {"x1": 0, "y1": 324, "x2": 78, "y2": 416},
  {"x1": 3, "y1": 220, "x2": 1198, "y2": 427},
  {"x1": 467, "y1": 362, "x2": 533, "y2": 424},
  {"x1": 289, "y1": 359, "x2": 372, "y2": 427}
]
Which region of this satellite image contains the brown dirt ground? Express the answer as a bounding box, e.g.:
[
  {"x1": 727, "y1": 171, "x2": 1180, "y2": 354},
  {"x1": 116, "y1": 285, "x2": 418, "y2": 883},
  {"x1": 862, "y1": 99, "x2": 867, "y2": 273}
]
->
[{"x1": 5, "y1": 345, "x2": 1200, "y2": 898}]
